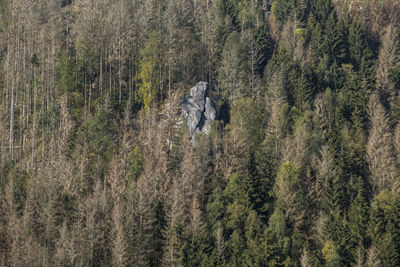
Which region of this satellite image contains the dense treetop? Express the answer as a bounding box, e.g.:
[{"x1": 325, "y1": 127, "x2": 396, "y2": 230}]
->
[{"x1": 1, "y1": 0, "x2": 400, "y2": 266}]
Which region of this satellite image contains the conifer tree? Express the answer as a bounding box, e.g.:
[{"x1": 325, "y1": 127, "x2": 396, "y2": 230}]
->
[
  {"x1": 219, "y1": 31, "x2": 245, "y2": 102},
  {"x1": 138, "y1": 32, "x2": 164, "y2": 110},
  {"x1": 376, "y1": 25, "x2": 400, "y2": 108},
  {"x1": 367, "y1": 93, "x2": 398, "y2": 194},
  {"x1": 348, "y1": 177, "x2": 369, "y2": 252}
]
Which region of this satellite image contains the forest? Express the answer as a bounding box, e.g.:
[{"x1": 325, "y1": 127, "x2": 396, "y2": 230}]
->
[{"x1": 1, "y1": 0, "x2": 400, "y2": 266}]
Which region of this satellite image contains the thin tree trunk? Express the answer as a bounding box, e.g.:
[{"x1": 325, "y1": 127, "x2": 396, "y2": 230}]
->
[
  {"x1": 119, "y1": 23, "x2": 123, "y2": 104},
  {"x1": 6, "y1": 32, "x2": 10, "y2": 114},
  {"x1": 32, "y1": 68, "x2": 37, "y2": 169},
  {"x1": 10, "y1": 81, "x2": 14, "y2": 160},
  {"x1": 100, "y1": 49, "x2": 103, "y2": 94}
]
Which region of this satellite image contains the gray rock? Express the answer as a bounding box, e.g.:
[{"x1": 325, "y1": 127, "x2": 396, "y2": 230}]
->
[
  {"x1": 205, "y1": 97, "x2": 216, "y2": 121},
  {"x1": 182, "y1": 82, "x2": 218, "y2": 137}
]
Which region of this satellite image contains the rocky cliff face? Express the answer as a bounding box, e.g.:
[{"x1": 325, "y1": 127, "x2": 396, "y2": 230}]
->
[{"x1": 182, "y1": 82, "x2": 218, "y2": 136}]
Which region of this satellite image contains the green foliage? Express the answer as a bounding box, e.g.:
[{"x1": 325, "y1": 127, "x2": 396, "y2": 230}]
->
[
  {"x1": 369, "y1": 191, "x2": 400, "y2": 266},
  {"x1": 310, "y1": 0, "x2": 334, "y2": 24},
  {"x1": 8, "y1": 168, "x2": 30, "y2": 212},
  {"x1": 250, "y1": 137, "x2": 277, "y2": 219},
  {"x1": 0, "y1": 0, "x2": 7, "y2": 18},
  {"x1": 318, "y1": 13, "x2": 347, "y2": 88},
  {"x1": 392, "y1": 66, "x2": 400, "y2": 119},
  {"x1": 57, "y1": 49, "x2": 83, "y2": 121},
  {"x1": 87, "y1": 106, "x2": 113, "y2": 156},
  {"x1": 57, "y1": 40, "x2": 98, "y2": 122},
  {"x1": 83, "y1": 103, "x2": 115, "y2": 183},
  {"x1": 138, "y1": 32, "x2": 163, "y2": 110},
  {"x1": 175, "y1": 222, "x2": 211, "y2": 267},
  {"x1": 127, "y1": 146, "x2": 143, "y2": 182},
  {"x1": 266, "y1": 206, "x2": 302, "y2": 265},
  {"x1": 295, "y1": 28, "x2": 308, "y2": 42},
  {"x1": 338, "y1": 64, "x2": 368, "y2": 127},
  {"x1": 229, "y1": 97, "x2": 265, "y2": 145},
  {"x1": 322, "y1": 240, "x2": 340, "y2": 265},
  {"x1": 4, "y1": 0, "x2": 400, "y2": 266},
  {"x1": 287, "y1": 63, "x2": 313, "y2": 112},
  {"x1": 348, "y1": 19, "x2": 373, "y2": 71},
  {"x1": 206, "y1": 187, "x2": 226, "y2": 233},
  {"x1": 216, "y1": 0, "x2": 240, "y2": 42},
  {"x1": 242, "y1": 211, "x2": 265, "y2": 265},
  {"x1": 274, "y1": 162, "x2": 304, "y2": 212},
  {"x1": 228, "y1": 230, "x2": 245, "y2": 265},
  {"x1": 219, "y1": 31, "x2": 246, "y2": 101},
  {"x1": 348, "y1": 178, "x2": 370, "y2": 251},
  {"x1": 271, "y1": 0, "x2": 295, "y2": 24},
  {"x1": 223, "y1": 172, "x2": 251, "y2": 232}
]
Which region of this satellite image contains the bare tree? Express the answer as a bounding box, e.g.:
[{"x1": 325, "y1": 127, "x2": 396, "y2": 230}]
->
[
  {"x1": 108, "y1": 157, "x2": 128, "y2": 266},
  {"x1": 126, "y1": 176, "x2": 156, "y2": 266},
  {"x1": 265, "y1": 67, "x2": 287, "y2": 157},
  {"x1": 367, "y1": 93, "x2": 398, "y2": 194},
  {"x1": 376, "y1": 25, "x2": 400, "y2": 109},
  {"x1": 55, "y1": 222, "x2": 76, "y2": 266}
]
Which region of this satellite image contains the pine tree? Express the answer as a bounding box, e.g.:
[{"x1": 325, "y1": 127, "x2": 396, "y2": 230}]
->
[
  {"x1": 219, "y1": 31, "x2": 246, "y2": 102},
  {"x1": 274, "y1": 161, "x2": 305, "y2": 225},
  {"x1": 242, "y1": 210, "x2": 266, "y2": 265},
  {"x1": 348, "y1": 19, "x2": 373, "y2": 73},
  {"x1": 348, "y1": 177, "x2": 369, "y2": 251},
  {"x1": 223, "y1": 172, "x2": 251, "y2": 233},
  {"x1": 138, "y1": 31, "x2": 164, "y2": 110},
  {"x1": 318, "y1": 12, "x2": 346, "y2": 88}
]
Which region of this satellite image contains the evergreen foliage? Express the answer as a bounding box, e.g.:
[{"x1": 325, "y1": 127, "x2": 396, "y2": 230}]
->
[{"x1": 1, "y1": 0, "x2": 400, "y2": 265}]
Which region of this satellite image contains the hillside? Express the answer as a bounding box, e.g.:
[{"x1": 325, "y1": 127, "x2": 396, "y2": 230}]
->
[{"x1": 1, "y1": 0, "x2": 400, "y2": 266}]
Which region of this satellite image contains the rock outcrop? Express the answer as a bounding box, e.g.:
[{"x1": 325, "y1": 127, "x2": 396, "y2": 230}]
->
[{"x1": 182, "y1": 82, "x2": 218, "y2": 136}]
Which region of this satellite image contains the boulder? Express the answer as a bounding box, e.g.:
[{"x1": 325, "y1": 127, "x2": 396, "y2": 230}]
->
[{"x1": 182, "y1": 82, "x2": 218, "y2": 137}]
